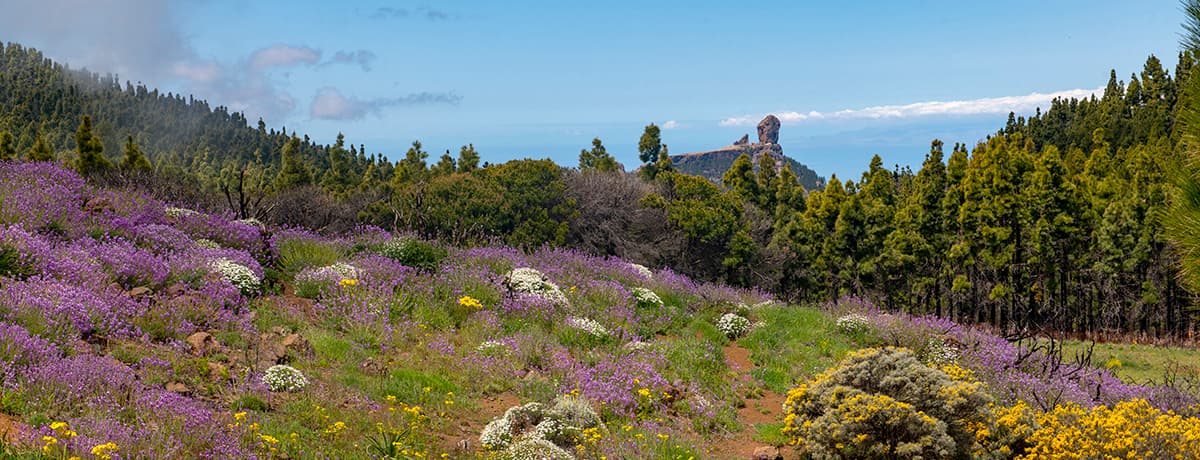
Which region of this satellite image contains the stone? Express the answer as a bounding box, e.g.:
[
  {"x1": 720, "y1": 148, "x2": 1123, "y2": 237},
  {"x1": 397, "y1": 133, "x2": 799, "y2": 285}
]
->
[
  {"x1": 127, "y1": 286, "x2": 152, "y2": 299},
  {"x1": 84, "y1": 197, "x2": 113, "y2": 213},
  {"x1": 734, "y1": 134, "x2": 750, "y2": 146},
  {"x1": 187, "y1": 332, "x2": 217, "y2": 356},
  {"x1": 280, "y1": 333, "x2": 312, "y2": 357},
  {"x1": 207, "y1": 361, "x2": 228, "y2": 379},
  {"x1": 757, "y1": 115, "x2": 781, "y2": 144},
  {"x1": 750, "y1": 446, "x2": 783, "y2": 460},
  {"x1": 166, "y1": 382, "x2": 191, "y2": 395}
]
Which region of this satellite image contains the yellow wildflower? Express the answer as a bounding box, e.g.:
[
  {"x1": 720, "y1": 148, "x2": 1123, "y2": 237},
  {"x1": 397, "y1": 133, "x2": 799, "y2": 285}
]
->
[
  {"x1": 458, "y1": 296, "x2": 483, "y2": 309},
  {"x1": 91, "y1": 442, "x2": 119, "y2": 460},
  {"x1": 339, "y1": 278, "x2": 359, "y2": 287}
]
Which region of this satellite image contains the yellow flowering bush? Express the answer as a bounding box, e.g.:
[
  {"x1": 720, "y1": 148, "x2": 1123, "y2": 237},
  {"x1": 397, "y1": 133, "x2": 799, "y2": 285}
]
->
[
  {"x1": 782, "y1": 347, "x2": 993, "y2": 459},
  {"x1": 1020, "y1": 399, "x2": 1200, "y2": 460}
]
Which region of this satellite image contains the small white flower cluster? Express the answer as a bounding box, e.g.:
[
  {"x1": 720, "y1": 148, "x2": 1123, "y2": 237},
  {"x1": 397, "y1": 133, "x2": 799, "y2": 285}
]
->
[
  {"x1": 479, "y1": 397, "x2": 598, "y2": 458},
  {"x1": 212, "y1": 258, "x2": 260, "y2": 295},
  {"x1": 836, "y1": 313, "x2": 872, "y2": 335},
  {"x1": 504, "y1": 267, "x2": 568, "y2": 304},
  {"x1": 566, "y1": 316, "x2": 609, "y2": 339},
  {"x1": 628, "y1": 263, "x2": 653, "y2": 279},
  {"x1": 734, "y1": 300, "x2": 774, "y2": 316},
  {"x1": 716, "y1": 313, "x2": 751, "y2": 339},
  {"x1": 506, "y1": 438, "x2": 575, "y2": 460},
  {"x1": 630, "y1": 287, "x2": 663, "y2": 307},
  {"x1": 476, "y1": 340, "x2": 508, "y2": 356},
  {"x1": 623, "y1": 340, "x2": 654, "y2": 353},
  {"x1": 164, "y1": 206, "x2": 198, "y2": 218},
  {"x1": 306, "y1": 262, "x2": 361, "y2": 281},
  {"x1": 262, "y1": 364, "x2": 308, "y2": 392},
  {"x1": 922, "y1": 337, "x2": 959, "y2": 366},
  {"x1": 479, "y1": 416, "x2": 513, "y2": 448},
  {"x1": 195, "y1": 238, "x2": 221, "y2": 249}
]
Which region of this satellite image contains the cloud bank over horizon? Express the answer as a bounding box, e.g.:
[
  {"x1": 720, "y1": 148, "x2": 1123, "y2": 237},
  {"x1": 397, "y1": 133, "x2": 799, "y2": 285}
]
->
[{"x1": 719, "y1": 87, "x2": 1105, "y2": 127}]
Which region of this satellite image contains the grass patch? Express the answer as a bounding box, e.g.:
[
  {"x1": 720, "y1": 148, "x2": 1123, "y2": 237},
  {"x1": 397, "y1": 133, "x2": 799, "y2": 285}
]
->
[
  {"x1": 752, "y1": 421, "x2": 789, "y2": 446},
  {"x1": 276, "y1": 238, "x2": 346, "y2": 278},
  {"x1": 1058, "y1": 340, "x2": 1200, "y2": 384},
  {"x1": 740, "y1": 305, "x2": 857, "y2": 393}
]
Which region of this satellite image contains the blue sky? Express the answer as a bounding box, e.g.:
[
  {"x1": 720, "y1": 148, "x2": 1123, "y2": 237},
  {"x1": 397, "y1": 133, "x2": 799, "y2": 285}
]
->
[{"x1": 0, "y1": 0, "x2": 1187, "y2": 179}]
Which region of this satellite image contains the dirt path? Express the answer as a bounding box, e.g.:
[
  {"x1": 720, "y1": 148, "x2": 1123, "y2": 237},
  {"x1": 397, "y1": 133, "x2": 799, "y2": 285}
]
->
[{"x1": 704, "y1": 342, "x2": 790, "y2": 460}]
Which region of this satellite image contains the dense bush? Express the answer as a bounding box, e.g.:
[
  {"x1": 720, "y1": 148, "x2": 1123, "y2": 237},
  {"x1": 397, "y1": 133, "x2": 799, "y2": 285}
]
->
[
  {"x1": 1023, "y1": 399, "x2": 1200, "y2": 459},
  {"x1": 376, "y1": 237, "x2": 446, "y2": 272},
  {"x1": 782, "y1": 347, "x2": 993, "y2": 459}
]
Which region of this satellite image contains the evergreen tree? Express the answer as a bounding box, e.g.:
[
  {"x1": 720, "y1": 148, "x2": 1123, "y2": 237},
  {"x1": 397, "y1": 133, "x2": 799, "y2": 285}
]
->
[
  {"x1": 457, "y1": 144, "x2": 481, "y2": 173},
  {"x1": 638, "y1": 124, "x2": 665, "y2": 179},
  {"x1": 0, "y1": 130, "x2": 14, "y2": 160},
  {"x1": 27, "y1": 133, "x2": 53, "y2": 161},
  {"x1": 120, "y1": 135, "x2": 152, "y2": 172},
  {"x1": 275, "y1": 136, "x2": 311, "y2": 189},
  {"x1": 433, "y1": 150, "x2": 457, "y2": 176},
  {"x1": 722, "y1": 153, "x2": 759, "y2": 203},
  {"x1": 579, "y1": 137, "x2": 620, "y2": 172},
  {"x1": 74, "y1": 115, "x2": 110, "y2": 175}
]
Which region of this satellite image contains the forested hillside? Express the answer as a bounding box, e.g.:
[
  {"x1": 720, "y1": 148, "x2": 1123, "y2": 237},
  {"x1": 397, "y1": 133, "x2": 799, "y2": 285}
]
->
[{"x1": 1, "y1": 40, "x2": 1198, "y2": 337}]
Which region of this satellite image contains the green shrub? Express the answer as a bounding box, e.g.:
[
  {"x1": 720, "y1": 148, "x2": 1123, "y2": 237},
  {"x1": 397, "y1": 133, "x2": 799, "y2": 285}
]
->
[
  {"x1": 782, "y1": 347, "x2": 993, "y2": 459},
  {"x1": 0, "y1": 243, "x2": 34, "y2": 280},
  {"x1": 377, "y1": 237, "x2": 447, "y2": 272}
]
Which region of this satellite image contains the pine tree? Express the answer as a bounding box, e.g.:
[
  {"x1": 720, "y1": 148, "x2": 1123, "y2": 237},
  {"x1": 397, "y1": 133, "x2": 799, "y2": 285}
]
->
[
  {"x1": 27, "y1": 133, "x2": 53, "y2": 161},
  {"x1": 0, "y1": 130, "x2": 15, "y2": 160},
  {"x1": 120, "y1": 135, "x2": 152, "y2": 172},
  {"x1": 74, "y1": 115, "x2": 111, "y2": 175},
  {"x1": 638, "y1": 124, "x2": 665, "y2": 179},
  {"x1": 275, "y1": 136, "x2": 311, "y2": 189},
  {"x1": 433, "y1": 151, "x2": 457, "y2": 176},
  {"x1": 722, "y1": 153, "x2": 759, "y2": 203},
  {"x1": 457, "y1": 144, "x2": 480, "y2": 173},
  {"x1": 579, "y1": 137, "x2": 620, "y2": 172}
]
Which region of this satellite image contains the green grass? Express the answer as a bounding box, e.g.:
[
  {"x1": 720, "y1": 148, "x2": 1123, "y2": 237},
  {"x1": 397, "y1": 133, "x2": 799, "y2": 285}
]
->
[
  {"x1": 752, "y1": 421, "x2": 789, "y2": 446},
  {"x1": 276, "y1": 238, "x2": 347, "y2": 277},
  {"x1": 1058, "y1": 340, "x2": 1200, "y2": 384},
  {"x1": 740, "y1": 305, "x2": 859, "y2": 393}
]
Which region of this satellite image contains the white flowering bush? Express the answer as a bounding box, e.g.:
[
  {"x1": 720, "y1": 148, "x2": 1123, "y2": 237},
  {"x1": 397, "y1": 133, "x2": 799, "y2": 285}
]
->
[
  {"x1": 195, "y1": 238, "x2": 221, "y2": 249},
  {"x1": 836, "y1": 313, "x2": 872, "y2": 335},
  {"x1": 566, "y1": 316, "x2": 609, "y2": 339},
  {"x1": 504, "y1": 267, "x2": 568, "y2": 305},
  {"x1": 630, "y1": 287, "x2": 663, "y2": 307},
  {"x1": 477, "y1": 340, "x2": 508, "y2": 357},
  {"x1": 211, "y1": 258, "x2": 260, "y2": 295},
  {"x1": 716, "y1": 313, "x2": 751, "y2": 339},
  {"x1": 262, "y1": 364, "x2": 308, "y2": 392},
  {"x1": 481, "y1": 397, "x2": 598, "y2": 457},
  {"x1": 628, "y1": 263, "x2": 653, "y2": 279},
  {"x1": 294, "y1": 262, "x2": 361, "y2": 298},
  {"x1": 480, "y1": 417, "x2": 514, "y2": 449},
  {"x1": 505, "y1": 438, "x2": 574, "y2": 460}
]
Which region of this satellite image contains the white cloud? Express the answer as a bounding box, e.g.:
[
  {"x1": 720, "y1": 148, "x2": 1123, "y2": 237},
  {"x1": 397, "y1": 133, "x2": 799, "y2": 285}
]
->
[
  {"x1": 719, "y1": 87, "x2": 1104, "y2": 127},
  {"x1": 662, "y1": 120, "x2": 684, "y2": 130},
  {"x1": 249, "y1": 45, "x2": 321, "y2": 70},
  {"x1": 310, "y1": 87, "x2": 462, "y2": 120}
]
